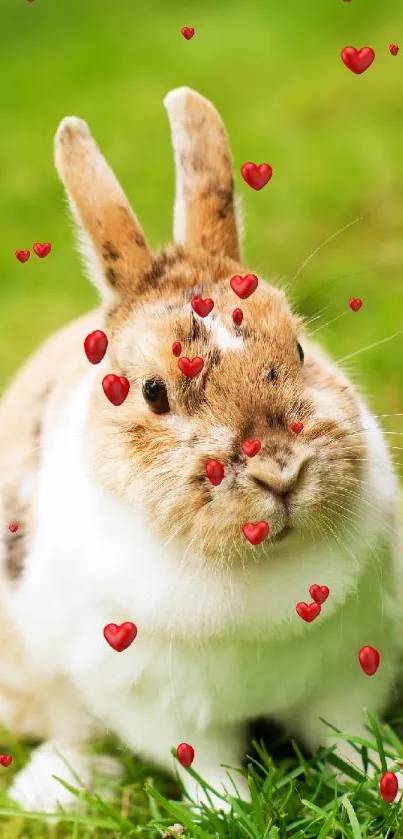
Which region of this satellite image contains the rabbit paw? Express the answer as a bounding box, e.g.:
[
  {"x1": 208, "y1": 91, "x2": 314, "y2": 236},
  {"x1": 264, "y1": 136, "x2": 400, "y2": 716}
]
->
[{"x1": 8, "y1": 742, "x2": 122, "y2": 814}]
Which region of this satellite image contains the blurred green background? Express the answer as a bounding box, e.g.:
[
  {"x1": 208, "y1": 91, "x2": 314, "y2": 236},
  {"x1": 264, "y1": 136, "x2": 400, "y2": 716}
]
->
[{"x1": 1, "y1": 0, "x2": 402, "y2": 461}]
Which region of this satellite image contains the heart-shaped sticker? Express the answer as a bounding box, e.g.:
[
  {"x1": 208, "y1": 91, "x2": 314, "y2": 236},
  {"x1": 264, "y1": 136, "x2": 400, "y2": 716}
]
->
[
  {"x1": 242, "y1": 521, "x2": 270, "y2": 545},
  {"x1": 103, "y1": 622, "x2": 137, "y2": 652},
  {"x1": 230, "y1": 274, "x2": 258, "y2": 299},
  {"x1": 84, "y1": 330, "x2": 108, "y2": 365},
  {"x1": 341, "y1": 47, "x2": 375, "y2": 74},
  {"x1": 191, "y1": 296, "x2": 214, "y2": 317},
  {"x1": 178, "y1": 357, "x2": 204, "y2": 378},
  {"x1": 296, "y1": 602, "x2": 321, "y2": 622},
  {"x1": 309, "y1": 584, "x2": 329, "y2": 605},
  {"x1": 241, "y1": 440, "x2": 261, "y2": 457},
  {"x1": 241, "y1": 162, "x2": 273, "y2": 190},
  {"x1": 102, "y1": 374, "x2": 130, "y2": 406},
  {"x1": 33, "y1": 242, "x2": 52, "y2": 258}
]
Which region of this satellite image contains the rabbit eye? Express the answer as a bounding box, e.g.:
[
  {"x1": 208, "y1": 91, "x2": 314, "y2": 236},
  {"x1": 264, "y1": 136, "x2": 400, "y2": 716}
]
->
[
  {"x1": 297, "y1": 342, "x2": 304, "y2": 364},
  {"x1": 142, "y1": 378, "x2": 170, "y2": 414}
]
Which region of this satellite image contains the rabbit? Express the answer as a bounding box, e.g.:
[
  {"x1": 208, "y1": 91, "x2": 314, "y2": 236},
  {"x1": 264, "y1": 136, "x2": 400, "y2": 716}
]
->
[{"x1": 0, "y1": 85, "x2": 402, "y2": 815}]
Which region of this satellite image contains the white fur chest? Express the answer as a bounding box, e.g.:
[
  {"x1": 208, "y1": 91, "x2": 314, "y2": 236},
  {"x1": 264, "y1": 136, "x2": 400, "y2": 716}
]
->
[{"x1": 6, "y1": 370, "x2": 400, "y2": 739}]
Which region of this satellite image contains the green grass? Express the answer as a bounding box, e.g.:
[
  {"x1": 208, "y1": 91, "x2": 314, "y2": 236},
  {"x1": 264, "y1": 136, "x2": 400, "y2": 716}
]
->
[{"x1": 1, "y1": 0, "x2": 403, "y2": 835}]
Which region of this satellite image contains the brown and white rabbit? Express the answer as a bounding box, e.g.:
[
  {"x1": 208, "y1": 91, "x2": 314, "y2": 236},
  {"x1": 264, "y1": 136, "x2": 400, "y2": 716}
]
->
[{"x1": 0, "y1": 86, "x2": 402, "y2": 814}]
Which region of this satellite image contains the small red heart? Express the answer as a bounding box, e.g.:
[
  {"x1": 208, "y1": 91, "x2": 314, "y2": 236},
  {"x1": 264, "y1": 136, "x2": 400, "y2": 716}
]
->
[
  {"x1": 389, "y1": 44, "x2": 399, "y2": 56},
  {"x1": 103, "y1": 622, "x2": 137, "y2": 652},
  {"x1": 206, "y1": 459, "x2": 224, "y2": 486},
  {"x1": 290, "y1": 422, "x2": 304, "y2": 434},
  {"x1": 172, "y1": 341, "x2": 182, "y2": 357},
  {"x1": 0, "y1": 755, "x2": 12, "y2": 767},
  {"x1": 230, "y1": 274, "x2": 259, "y2": 299},
  {"x1": 176, "y1": 742, "x2": 195, "y2": 767},
  {"x1": 379, "y1": 771, "x2": 398, "y2": 803},
  {"x1": 349, "y1": 298, "x2": 362, "y2": 312},
  {"x1": 181, "y1": 26, "x2": 195, "y2": 40},
  {"x1": 341, "y1": 46, "x2": 375, "y2": 74},
  {"x1": 8, "y1": 523, "x2": 19, "y2": 533},
  {"x1": 309, "y1": 584, "x2": 329, "y2": 605},
  {"x1": 232, "y1": 308, "x2": 243, "y2": 325},
  {"x1": 242, "y1": 521, "x2": 270, "y2": 545},
  {"x1": 84, "y1": 330, "x2": 108, "y2": 365},
  {"x1": 296, "y1": 602, "x2": 321, "y2": 622},
  {"x1": 33, "y1": 242, "x2": 51, "y2": 258},
  {"x1": 241, "y1": 162, "x2": 273, "y2": 190},
  {"x1": 178, "y1": 357, "x2": 204, "y2": 378},
  {"x1": 102, "y1": 374, "x2": 130, "y2": 406},
  {"x1": 15, "y1": 249, "x2": 30, "y2": 263},
  {"x1": 191, "y1": 296, "x2": 214, "y2": 317},
  {"x1": 358, "y1": 645, "x2": 380, "y2": 676},
  {"x1": 241, "y1": 439, "x2": 261, "y2": 457}
]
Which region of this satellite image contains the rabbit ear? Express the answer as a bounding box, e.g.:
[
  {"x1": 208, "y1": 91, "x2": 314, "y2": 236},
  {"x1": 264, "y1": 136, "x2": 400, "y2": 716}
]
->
[
  {"x1": 164, "y1": 87, "x2": 242, "y2": 262},
  {"x1": 54, "y1": 117, "x2": 153, "y2": 305}
]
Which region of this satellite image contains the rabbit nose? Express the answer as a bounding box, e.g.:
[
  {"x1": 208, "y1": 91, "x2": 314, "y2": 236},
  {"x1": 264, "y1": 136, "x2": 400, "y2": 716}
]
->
[{"x1": 248, "y1": 457, "x2": 309, "y2": 498}]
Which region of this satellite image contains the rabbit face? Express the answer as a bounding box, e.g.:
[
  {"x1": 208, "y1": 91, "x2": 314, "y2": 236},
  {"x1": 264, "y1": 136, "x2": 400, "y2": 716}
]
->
[{"x1": 54, "y1": 90, "x2": 365, "y2": 566}]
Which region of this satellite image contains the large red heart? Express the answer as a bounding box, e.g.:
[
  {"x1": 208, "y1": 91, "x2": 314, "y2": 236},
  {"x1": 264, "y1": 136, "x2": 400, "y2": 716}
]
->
[
  {"x1": 103, "y1": 622, "x2": 137, "y2": 652},
  {"x1": 102, "y1": 374, "x2": 130, "y2": 406},
  {"x1": 0, "y1": 755, "x2": 12, "y2": 767},
  {"x1": 15, "y1": 249, "x2": 30, "y2": 263},
  {"x1": 242, "y1": 521, "x2": 270, "y2": 545},
  {"x1": 358, "y1": 645, "x2": 380, "y2": 676},
  {"x1": 191, "y1": 296, "x2": 214, "y2": 317},
  {"x1": 33, "y1": 242, "x2": 52, "y2": 258},
  {"x1": 241, "y1": 162, "x2": 273, "y2": 190},
  {"x1": 349, "y1": 298, "x2": 362, "y2": 312},
  {"x1": 309, "y1": 584, "x2": 329, "y2": 605},
  {"x1": 241, "y1": 440, "x2": 261, "y2": 457},
  {"x1": 341, "y1": 47, "x2": 375, "y2": 75},
  {"x1": 296, "y1": 602, "x2": 321, "y2": 622},
  {"x1": 178, "y1": 357, "x2": 204, "y2": 378},
  {"x1": 206, "y1": 459, "x2": 224, "y2": 486},
  {"x1": 290, "y1": 422, "x2": 304, "y2": 434},
  {"x1": 84, "y1": 330, "x2": 108, "y2": 365},
  {"x1": 230, "y1": 274, "x2": 258, "y2": 299},
  {"x1": 181, "y1": 26, "x2": 195, "y2": 40}
]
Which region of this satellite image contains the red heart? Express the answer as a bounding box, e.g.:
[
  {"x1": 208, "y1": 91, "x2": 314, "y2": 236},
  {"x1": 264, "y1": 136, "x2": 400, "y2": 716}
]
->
[
  {"x1": 103, "y1": 622, "x2": 137, "y2": 652},
  {"x1": 241, "y1": 440, "x2": 261, "y2": 457},
  {"x1": 230, "y1": 274, "x2": 258, "y2": 299},
  {"x1": 181, "y1": 26, "x2": 195, "y2": 40},
  {"x1": 241, "y1": 162, "x2": 273, "y2": 190},
  {"x1": 172, "y1": 341, "x2": 182, "y2": 357},
  {"x1": 296, "y1": 602, "x2": 321, "y2": 622},
  {"x1": 178, "y1": 357, "x2": 204, "y2": 378},
  {"x1": 379, "y1": 771, "x2": 398, "y2": 803},
  {"x1": 206, "y1": 459, "x2": 224, "y2": 486},
  {"x1": 176, "y1": 742, "x2": 195, "y2": 767},
  {"x1": 102, "y1": 374, "x2": 130, "y2": 406},
  {"x1": 191, "y1": 296, "x2": 214, "y2": 317},
  {"x1": 242, "y1": 521, "x2": 270, "y2": 545},
  {"x1": 309, "y1": 584, "x2": 329, "y2": 605},
  {"x1": 0, "y1": 755, "x2": 12, "y2": 767},
  {"x1": 33, "y1": 242, "x2": 51, "y2": 258},
  {"x1": 84, "y1": 330, "x2": 108, "y2": 365},
  {"x1": 358, "y1": 645, "x2": 380, "y2": 676},
  {"x1": 290, "y1": 422, "x2": 304, "y2": 434},
  {"x1": 389, "y1": 44, "x2": 399, "y2": 56},
  {"x1": 341, "y1": 47, "x2": 375, "y2": 75},
  {"x1": 232, "y1": 308, "x2": 243, "y2": 325},
  {"x1": 349, "y1": 298, "x2": 362, "y2": 311},
  {"x1": 8, "y1": 523, "x2": 19, "y2": 533},
  {"x1": 15, "y1": 249, "x2": 30, "y2": 263}
]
